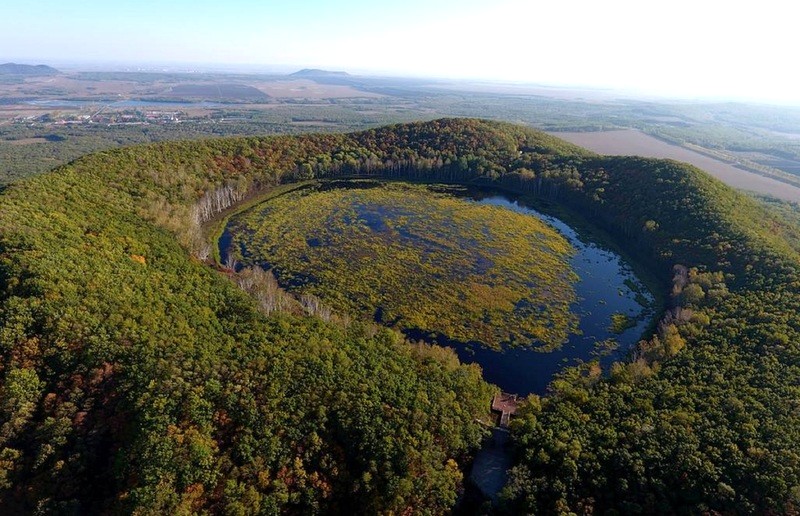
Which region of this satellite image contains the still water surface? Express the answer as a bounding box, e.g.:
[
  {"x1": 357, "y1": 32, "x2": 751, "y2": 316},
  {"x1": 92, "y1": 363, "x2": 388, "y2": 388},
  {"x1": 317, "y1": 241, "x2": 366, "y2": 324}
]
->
[
  {"x1": 453, "y1": 189, "x2": 654, "y2": 395},
  {"x1": 221, "y1": 182, "x2": 656, "y2": 397}
]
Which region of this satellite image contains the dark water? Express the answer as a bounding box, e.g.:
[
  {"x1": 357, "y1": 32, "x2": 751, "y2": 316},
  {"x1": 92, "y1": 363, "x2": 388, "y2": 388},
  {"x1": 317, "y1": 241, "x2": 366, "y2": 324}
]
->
[
  {"x1": 451, "y1": 192, "x2": 654, "y2": 396},
  {"x1": 221, "y1": 182, "x2": 657, "y2": 502},
  {"x1": 221, "y1": 182, "x2": 656, "y2": 397},
  {"x1": 451, "y1": 190, "x2": 655, "y2": 504}
]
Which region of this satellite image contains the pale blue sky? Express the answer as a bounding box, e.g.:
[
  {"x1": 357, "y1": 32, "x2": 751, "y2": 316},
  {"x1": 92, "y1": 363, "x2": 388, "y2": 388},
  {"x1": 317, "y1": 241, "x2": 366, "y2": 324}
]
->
[{"x1": 2, "y1": 0, "x2": 797, "y2": 103}]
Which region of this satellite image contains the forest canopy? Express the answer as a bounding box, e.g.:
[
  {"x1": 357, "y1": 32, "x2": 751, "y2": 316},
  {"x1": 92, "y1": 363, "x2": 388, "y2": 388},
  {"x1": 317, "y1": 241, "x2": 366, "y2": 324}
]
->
[{"x1": 0, "y1": 118, "x2": 799, "y2": 513}]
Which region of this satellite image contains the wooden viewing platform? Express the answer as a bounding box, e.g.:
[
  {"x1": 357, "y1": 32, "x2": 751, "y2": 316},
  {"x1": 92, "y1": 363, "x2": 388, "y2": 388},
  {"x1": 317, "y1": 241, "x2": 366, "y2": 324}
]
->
[{"x1": 491, "y1": 392, "x2": 519, "y2": 428}]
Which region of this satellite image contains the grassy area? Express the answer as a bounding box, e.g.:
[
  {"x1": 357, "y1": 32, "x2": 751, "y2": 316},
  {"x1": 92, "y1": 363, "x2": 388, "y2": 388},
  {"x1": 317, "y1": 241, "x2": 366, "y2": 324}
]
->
[
  {"x1": 204, "y1": 181, "x2": 313, "y2": 265},
  {"x1": 225, "y1": 181, "x2": 580, "y2": 349},
  {"x1": 609, "y1": 312, "x2": 637, "y2": 334}
]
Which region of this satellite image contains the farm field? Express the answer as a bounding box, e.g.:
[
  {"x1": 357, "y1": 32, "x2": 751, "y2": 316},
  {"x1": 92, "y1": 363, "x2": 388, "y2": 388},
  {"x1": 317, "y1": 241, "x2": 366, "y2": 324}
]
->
[
  {"x1": 554, "y1": 129, "x2": 800, "y2": 202},
  {"x1": 4, "y1": 67, "x2": 800, "y2": 204},
  {"x1": 251, "y1": 79, "x2": 385, "y2": 98},
  {"x1": 3, "y1": 116, "x2": 800, "y2": 513},
  {"x1": 3, "y1": 0, "x2": 800, "y2": 510}
]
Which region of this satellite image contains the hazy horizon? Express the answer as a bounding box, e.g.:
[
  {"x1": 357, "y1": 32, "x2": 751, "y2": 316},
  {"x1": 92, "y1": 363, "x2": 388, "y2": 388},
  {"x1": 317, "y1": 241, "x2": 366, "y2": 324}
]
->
[{"x1": 3, "y1": 0, "x2": 797, "y2": 105}]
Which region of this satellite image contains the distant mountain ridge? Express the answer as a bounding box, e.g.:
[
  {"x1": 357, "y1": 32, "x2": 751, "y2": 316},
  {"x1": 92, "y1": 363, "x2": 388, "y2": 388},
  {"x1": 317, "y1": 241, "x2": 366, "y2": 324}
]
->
[
  {"x1": 289, "y1": 68, "x2": 350, "y2": 78},
  {"x1": 0, "y1": 62, "x2": 60, "y2": 75}
]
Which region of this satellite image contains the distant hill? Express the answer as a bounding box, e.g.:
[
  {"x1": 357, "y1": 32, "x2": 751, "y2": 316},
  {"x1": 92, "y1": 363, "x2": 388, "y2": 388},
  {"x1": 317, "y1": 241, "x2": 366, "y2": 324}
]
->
[
  {"x1": 0, "y1": 62, "x2": 59, "y2": 76},
  {"x1": 289, "y1": 68, "x2": 350, "y2": 78}
]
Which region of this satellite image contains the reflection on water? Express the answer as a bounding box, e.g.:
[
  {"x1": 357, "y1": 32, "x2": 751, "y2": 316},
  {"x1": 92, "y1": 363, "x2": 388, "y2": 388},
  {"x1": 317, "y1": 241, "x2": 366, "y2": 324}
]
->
[
  {"x1": 444, "y1": 191, "x2": 655, "y2": 396},
  {"x1": 221, "y1": 181, "x2": 656, "y2": 396},
  {"x1": 457, "y1": 191, "x2": 656, "y2": 503}
]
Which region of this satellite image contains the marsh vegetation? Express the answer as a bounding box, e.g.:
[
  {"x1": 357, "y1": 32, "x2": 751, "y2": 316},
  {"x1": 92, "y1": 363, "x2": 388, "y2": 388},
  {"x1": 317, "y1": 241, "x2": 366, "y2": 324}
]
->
[
  {"x1": 4, "y1": 119, "x2": 800, "y2": 513},
  {"x1": 223, "y1": 180, "x2": 656, "y2": 398},
  {"x1": 225, "y1": 181, "x2": 579, "y2": 350}
]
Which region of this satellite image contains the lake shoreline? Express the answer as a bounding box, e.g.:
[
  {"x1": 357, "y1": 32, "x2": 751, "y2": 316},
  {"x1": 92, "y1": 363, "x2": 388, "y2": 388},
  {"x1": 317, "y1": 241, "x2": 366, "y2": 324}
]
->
[{"x1": 218, "y1": 178, "x2": 661, "y2": 396}]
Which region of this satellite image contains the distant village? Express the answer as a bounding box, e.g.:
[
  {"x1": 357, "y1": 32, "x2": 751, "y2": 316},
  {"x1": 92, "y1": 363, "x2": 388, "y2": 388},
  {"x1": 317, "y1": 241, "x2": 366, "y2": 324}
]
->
[{"x1": 13, "y1": 109, "x2": 194, "y2": 127}]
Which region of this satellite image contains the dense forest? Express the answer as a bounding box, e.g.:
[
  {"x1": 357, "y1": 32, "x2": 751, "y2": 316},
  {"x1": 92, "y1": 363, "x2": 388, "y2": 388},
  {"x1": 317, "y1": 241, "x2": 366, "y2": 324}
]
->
[{"x1": 1, "y1": 118, "x2": 800, "y2": 513}]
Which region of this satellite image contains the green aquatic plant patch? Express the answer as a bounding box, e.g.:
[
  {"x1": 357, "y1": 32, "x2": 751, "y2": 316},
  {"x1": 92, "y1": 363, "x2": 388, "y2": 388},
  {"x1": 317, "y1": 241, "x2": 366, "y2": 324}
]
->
[
  {"x1": 609, "y1": 312, "x2": 637, "y2": 334},
  {"x1": 226, "y1": 181, "x2": 579, "y2": 349}
]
